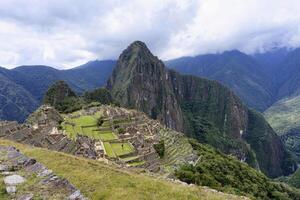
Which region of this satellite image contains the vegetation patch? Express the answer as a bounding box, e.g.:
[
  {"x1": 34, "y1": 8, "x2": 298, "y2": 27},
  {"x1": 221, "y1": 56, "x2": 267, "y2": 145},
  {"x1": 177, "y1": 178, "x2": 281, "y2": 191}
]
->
[
  {"x1": 128, "y1": 161, "x2": 146, "y2": 167},
  {"x1": 153, "y1": 140, "x2": 165, "y2": 158},
  {"x1": 175, "y1": 140, "x2": 300, "y2": 200},
  {"x1": 98, "y1": 132, "x2": 118, "y2": 141}
]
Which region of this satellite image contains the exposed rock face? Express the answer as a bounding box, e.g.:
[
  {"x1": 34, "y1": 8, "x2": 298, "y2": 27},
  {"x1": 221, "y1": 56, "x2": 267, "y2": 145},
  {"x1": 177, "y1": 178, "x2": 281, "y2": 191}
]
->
[
  {"x1": 108, "y1": 41, "x2": 183, "y2": 131},
  {"x1": 107, "y1": 41, "x2": 297, "y2": 178}
]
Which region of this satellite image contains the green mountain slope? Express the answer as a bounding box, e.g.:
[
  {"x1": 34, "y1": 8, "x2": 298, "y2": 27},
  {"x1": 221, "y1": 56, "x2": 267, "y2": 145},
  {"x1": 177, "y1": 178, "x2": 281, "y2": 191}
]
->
[
  {"x1": 0, "y1": 68, "x2": 38, "y2": 122},
  {"x1": 0, "y1": 60, "x2": 115, "y2": 122},
  {"x1": 265, "y1": 94, "x2": 300, "y2": 161},
  {"x1": 166, "y1": 50, "x2": 274, "y2": 111},
  {"x1": 107, "y1": 41, "x2": 296, "y2": 178},
  {"x1": 176, "y1": 140, "x2": 300, "y2": 200}
]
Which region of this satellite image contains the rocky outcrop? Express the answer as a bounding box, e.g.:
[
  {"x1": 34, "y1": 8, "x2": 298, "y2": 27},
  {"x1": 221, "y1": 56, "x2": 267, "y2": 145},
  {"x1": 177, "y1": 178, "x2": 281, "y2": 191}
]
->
[
  {"x1": 0, "y1": 145, "x2": 86, "y2": 199},
  {"x1": 107, "y1": 41, "x2": 297, "y2": 178},
  {"x1": 108, "y1": 41, "x2": 183, "y2": 131}
]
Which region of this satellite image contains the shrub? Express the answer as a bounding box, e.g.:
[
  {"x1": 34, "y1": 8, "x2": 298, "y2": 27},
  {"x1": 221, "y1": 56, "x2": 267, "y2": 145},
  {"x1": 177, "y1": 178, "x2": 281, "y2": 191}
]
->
[
  {"x1": 174, "y1": 140, "x2": 300, "y2": 200},
  {"x1": 117, "y1": 127, "x2": 125, "y2": 134},
  {"x1": 97, "y1": 117, "x2": 104, "y2": 126},
  {"x1": 84, "y1": 88, "x2": 113, "y2": 105},
  {"x1": 153, "y1": 140, "x2": 165, "y2": 158}
]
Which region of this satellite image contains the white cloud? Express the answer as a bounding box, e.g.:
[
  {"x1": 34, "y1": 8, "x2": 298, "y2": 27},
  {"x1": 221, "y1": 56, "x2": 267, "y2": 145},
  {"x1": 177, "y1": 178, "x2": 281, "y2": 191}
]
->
[{"x1": 0, "y1": 0, "x2": 300, "y2": 68}]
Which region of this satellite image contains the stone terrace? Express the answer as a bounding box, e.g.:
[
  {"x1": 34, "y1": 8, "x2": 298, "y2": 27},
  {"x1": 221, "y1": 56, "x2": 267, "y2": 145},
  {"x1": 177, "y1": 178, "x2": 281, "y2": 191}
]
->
[{"x1": 0, "y1": 145, "x2": 86, "y2": 199}]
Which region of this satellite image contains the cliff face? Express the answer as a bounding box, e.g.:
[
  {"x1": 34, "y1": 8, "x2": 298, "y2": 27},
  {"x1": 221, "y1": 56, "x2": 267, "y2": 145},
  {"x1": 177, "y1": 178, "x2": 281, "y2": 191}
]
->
[
  {"x1": 107, "y1": 41, "x2": 184, "y2": 131},
  {"x1": 107, "y1": 41, "x2": 297, "y2": 178}
]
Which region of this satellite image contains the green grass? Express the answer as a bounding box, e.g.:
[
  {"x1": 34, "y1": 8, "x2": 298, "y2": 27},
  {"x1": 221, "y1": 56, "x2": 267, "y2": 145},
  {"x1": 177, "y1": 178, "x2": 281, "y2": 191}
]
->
[
  {"x1": 98, "y1": 132, "x2": 118, "y2": 141},
  {"x1": 82, "y1": 126, "x2": 97, "y2": 136},
  {"x1": 0, "y1": 177, "x2": 8, "y2": 199},
  {"x1": 73, "y1": 115, "x2": 97, "y2": 126},
  {"x1": 103, "y1": 142, "x2": 116, "y2": 158},
  {"x1": 102, "y1": 121, "x2": 111, "y2": 127},
  {"x1": 128, "y1": 161, "x2": 145, "y2": 167},
  {"x1": 121, "y1": 155, "x2": 140, "y2": 162},
  {"x1": 62, "y1": 112, "x2": 114, "y2": 140},
  {"x1": 0, "y1": 139, "x2": 246, "y2": 200},
  {"x1": 111, "y1": 142, "x2": 134, "y2": 156}
]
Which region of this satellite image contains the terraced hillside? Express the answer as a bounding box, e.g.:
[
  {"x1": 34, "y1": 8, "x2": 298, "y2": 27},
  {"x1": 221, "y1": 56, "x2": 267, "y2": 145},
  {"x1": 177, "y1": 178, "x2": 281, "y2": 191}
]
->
[
  {"x1": 0, "y1": 140, "x2": 247, "y2": 200},
  {"x1": 0, "y1": 104, "x2": 197, "y2": 173},
  {"x1": 60, "y1": 105, "x2": 196, "y2": 171}
]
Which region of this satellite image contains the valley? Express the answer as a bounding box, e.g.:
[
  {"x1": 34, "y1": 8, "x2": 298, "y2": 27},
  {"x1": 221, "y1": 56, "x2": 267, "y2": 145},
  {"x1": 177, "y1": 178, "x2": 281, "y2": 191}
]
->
[
  {"x1": 2, "y1": 1, "x2": 300, "y2": 199},
  {"x1": 0, "y1": 41, "x2": 300, "y2": 199}
]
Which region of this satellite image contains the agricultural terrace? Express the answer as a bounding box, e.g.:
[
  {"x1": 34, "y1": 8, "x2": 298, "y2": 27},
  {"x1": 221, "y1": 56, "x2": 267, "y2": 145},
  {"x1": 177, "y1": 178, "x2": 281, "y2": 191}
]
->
[{"x1": 61, "y1": 111, "x2": 135, "y2": 161}]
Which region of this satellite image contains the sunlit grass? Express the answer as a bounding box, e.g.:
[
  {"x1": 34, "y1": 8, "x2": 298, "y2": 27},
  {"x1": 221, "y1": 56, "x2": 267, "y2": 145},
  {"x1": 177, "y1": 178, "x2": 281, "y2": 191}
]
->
[{"x1": 0, "y1": 139, "x2": 244, "y2": 200}]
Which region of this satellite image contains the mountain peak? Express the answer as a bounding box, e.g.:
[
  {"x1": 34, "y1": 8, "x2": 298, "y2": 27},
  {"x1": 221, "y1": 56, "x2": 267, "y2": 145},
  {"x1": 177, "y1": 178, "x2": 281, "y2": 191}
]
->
[
  {"x1": 119, "y1": 41, "x2": 154, "y2": 61},
  {"x1": 129, "y1": 40, "x2": 148, "y2": 48}
]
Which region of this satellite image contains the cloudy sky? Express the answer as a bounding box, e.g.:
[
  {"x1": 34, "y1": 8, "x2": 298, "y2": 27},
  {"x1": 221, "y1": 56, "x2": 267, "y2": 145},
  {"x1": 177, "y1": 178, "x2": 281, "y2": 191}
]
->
[{"x1": 1, "y1": 0, "x2": 300, "y2": 69}]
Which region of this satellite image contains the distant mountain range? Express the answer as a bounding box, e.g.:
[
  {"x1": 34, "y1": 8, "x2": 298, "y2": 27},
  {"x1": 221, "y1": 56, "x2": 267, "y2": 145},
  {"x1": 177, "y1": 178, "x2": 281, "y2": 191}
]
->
[
  {"x1": 0, "y1": 60, "x2": 115, "y2": 121},
  {"x1": 166, "y1": 47, "x2": 300, "y2": 161},
  {"x1": 2, "y1": 46, "x2": 300, "y2": 157},
  {"x1": 166, "y1": 48, "x2": 295, "y2": 110}
]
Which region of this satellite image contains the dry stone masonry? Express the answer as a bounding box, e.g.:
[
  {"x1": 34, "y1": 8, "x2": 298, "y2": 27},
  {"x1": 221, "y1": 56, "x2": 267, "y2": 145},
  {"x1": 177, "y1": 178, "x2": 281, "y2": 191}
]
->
[
  {"x1": 0, "y1": 145, "x2": 87, "y2": 199},
  {"x1": 0, "y1": 104, "x2": 197, "y2": 174}
]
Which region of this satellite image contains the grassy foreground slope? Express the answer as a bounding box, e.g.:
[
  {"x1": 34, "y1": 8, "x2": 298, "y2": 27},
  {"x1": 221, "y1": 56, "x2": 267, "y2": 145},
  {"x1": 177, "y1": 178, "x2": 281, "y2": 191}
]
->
[{"x1": 0, "y1": 139, "x2": 246, "y2": 200}]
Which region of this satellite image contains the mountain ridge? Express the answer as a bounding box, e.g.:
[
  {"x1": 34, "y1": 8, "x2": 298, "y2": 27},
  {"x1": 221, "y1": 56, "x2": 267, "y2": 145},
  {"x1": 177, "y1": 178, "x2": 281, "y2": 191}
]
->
[
  {"x1": 0, "y1": 60, "x2": 115, "y2": 121},
  {"x1": 108, "y1": 41, "x2": 296, "y2": 178}
]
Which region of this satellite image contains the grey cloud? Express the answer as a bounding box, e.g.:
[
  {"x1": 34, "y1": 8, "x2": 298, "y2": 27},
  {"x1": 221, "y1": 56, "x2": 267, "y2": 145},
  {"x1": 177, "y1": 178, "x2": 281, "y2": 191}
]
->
[{"x1": 0, "y1": 0, "x2": 300, "y2": 69}]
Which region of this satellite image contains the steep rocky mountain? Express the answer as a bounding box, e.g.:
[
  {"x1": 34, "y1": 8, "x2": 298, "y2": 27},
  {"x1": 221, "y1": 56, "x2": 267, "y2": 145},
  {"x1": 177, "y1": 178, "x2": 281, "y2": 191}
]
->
[
  {"x1": 165, "y1": 47, "x2": 300, "y2": 167},
  {"x1": 0, "y1": 60, "x2": 115, "y2": 122},
  {"x1": 166, "y1": 50, "x2": 274, "y2": 111},
  {"x1": 108, "y1": 41, "x2": 296, "y2": 178}
]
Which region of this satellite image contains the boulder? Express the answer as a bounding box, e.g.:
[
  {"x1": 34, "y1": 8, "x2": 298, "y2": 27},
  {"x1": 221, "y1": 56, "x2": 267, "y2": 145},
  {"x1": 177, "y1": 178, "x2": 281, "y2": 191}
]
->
[
  {"x1": 17, "y1": 194, "x2": 34, "y2": 200},
  {"x1": 4, "y1": 174, "x2": 26, "y2": 185},
  {"x1": 6, "y1": 185, "x2": 16, "y2": 194}
]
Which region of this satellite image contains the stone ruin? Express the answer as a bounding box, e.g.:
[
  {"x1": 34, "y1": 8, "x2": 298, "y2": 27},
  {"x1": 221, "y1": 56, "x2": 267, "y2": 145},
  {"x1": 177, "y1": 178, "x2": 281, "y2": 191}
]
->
[
  {"x1": 0, "y1": 105, "x2": 101, "y2": 161},
  {"x1": 0, "y1": 145, "x2": 87, "y2": 199},
  {"x1": 0, "y1": 104, "x2": 196, "y2": 174}
]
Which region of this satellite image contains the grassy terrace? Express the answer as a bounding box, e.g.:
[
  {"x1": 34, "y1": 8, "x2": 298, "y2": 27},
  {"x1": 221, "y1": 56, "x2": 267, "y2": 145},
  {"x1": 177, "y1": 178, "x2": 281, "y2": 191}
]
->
[
  {"x1": 0, "y1": 140, "x2": 245, "y2": 200},
  {"x1": 62, "y1": 111, "x2": 136, "y2": 159},
  {"x1": 111, "y1": 142, "x2": 134, "y2": 157},
  {"x1": 103, "y1": 142, "x2": 117, "y2": 158}
]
